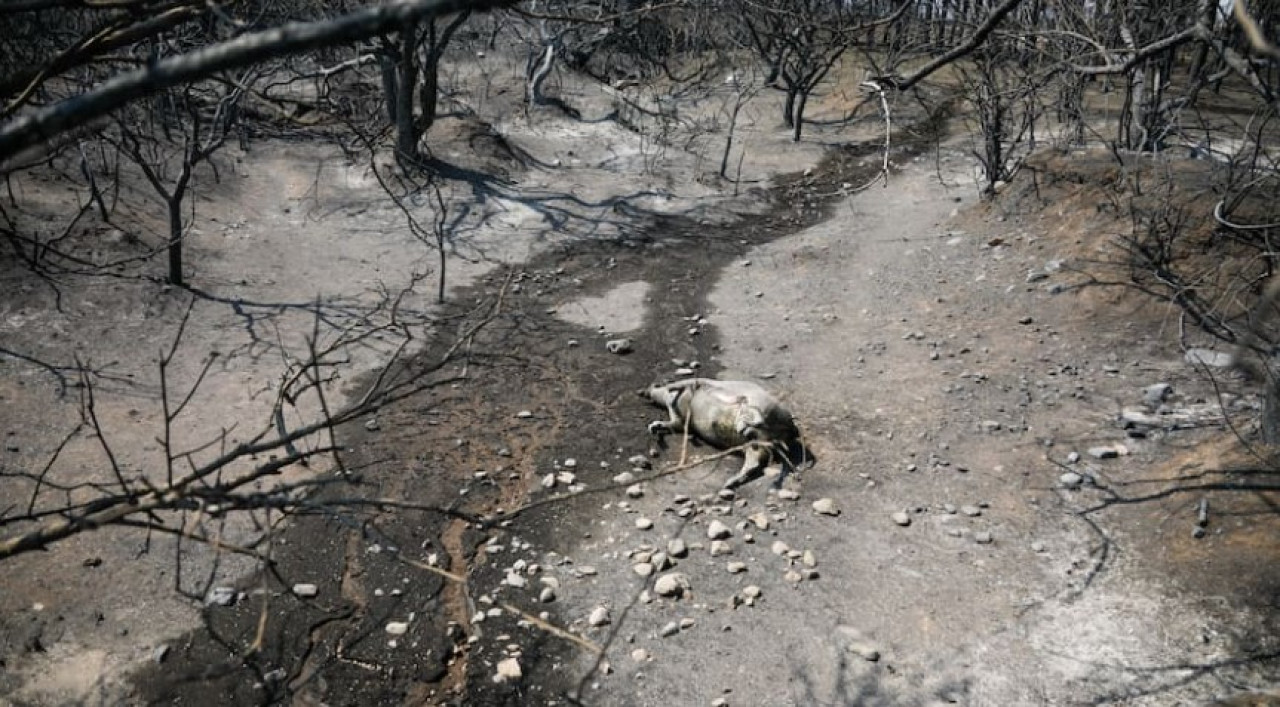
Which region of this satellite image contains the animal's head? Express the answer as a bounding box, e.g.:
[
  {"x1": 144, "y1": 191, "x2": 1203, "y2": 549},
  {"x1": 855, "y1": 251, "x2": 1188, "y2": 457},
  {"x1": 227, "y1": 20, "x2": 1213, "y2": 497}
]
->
[{"x1": 638, "y1": 383, "x2": 676, "y2": 407}]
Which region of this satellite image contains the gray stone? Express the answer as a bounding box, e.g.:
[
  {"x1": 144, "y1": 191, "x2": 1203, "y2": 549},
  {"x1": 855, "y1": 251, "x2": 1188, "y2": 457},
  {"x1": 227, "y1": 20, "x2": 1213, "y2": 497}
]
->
[
  {"x1": 706, "y1": 520, "x2": 732, "y2": 540},
  {"x1": 635, "y1": 517, "x2": 654, "y2": 530},
  {"x1": 668, "y1": 539, "x2": 689, "y2": 558},
  {"x1": 709, "y1": 540, "x2": 733, "y2": 557},
  {"x1": 606, "y1": 338, "x2": 633, "y2": 355},
  {"x1": 654, "y1": 573, "x2": 691, "y2": 597},
  {"x1": 539, "y1": 587, "x2": 557, "y2": 603},
  {"x1": 975, "y1": 531, "x2": 993, "y2": 544},
  {"x1": 588, "y1": 606, "x2": 611, "y2": 627},
  {"x1": 1059, "y1": 472, "x2": 1084, "y2": 488},
  {"x1": 385, "y1": 621, "x2": 410, "y2": 635},
  {"x1": 726, "y1": 561, "x2": 747, "y2": 574},
  {"x1": 291, "y1": 583, "x2": 319, "y2": 598},
  {"x1": 1088, "y1": 446, "x2": 1119, "y2": 459},
  {"x1": 613, "y1": 471, "x2": 636, "y2": 485},
  {"x1": 776, "y1": 488, "x2": 800, "y2": 501},
  {"x1": 1143, "y1": 383, "x2": 1174, "y2": 408},
  {"x1": 496, "y1": 657, "x2": 522, "y2": 682},
  {"x1": 891, "y1": 511, "x2": 911, "y2": 526},
  {"x1": 1185, "y1": 348, "x2": 1232, "y2": 368},
  {"x1": 812, "y1": 498, "x2": 840, "y2": 516},
  {"x1": 960, "y1": 505, "x2": 982, "y2": 517},
  {"x1": 633, "y1": 562, "x2": 655, "y2": 577},
  {"x1": 660, "y1": 621, "x2": 680, "y2": 637},
  {"x1": 207, "y1": 587, "x2": 237, "y2": 607}
]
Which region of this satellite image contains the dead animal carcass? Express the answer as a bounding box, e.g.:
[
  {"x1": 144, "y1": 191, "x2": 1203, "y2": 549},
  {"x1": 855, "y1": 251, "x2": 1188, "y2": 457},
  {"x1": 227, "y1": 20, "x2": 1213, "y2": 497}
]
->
[{"x1": 639, "y1": 378, "x2": 808, "y2": 489}]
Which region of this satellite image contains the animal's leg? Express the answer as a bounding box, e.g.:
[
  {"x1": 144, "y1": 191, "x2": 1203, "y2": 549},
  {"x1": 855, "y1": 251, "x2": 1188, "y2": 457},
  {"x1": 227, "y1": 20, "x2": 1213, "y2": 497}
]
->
[
  {"x1": 724, "y1": 443, "x2": 770, "y2": 489},
  {"x1": 648, "y1": 386, "x2": 688, "y2": 435}
]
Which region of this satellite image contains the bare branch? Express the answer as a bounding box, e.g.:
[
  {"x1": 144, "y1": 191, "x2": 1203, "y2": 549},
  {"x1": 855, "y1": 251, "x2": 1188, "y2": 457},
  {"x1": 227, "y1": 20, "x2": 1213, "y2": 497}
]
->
[{"x1": 0, "y1": 0, "x2": 517, "y2": 164}]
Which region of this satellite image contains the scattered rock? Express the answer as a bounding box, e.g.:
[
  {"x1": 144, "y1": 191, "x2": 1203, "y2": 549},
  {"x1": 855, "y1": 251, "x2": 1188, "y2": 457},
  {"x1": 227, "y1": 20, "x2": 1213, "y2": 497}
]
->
[
  {"x1": 635, "y1": 517, "x2": 654, "y2": 530},
  {"x1": 516, "y1": 410, "x2": 534, "y2": 419},
  {"x1": 633, "y1": 562, "x2": 655, "y2": 577},
  {"x1": 747, "y1": 512, "x2": 770, "y2": 530},
  {"x1": 613, "y1": 471, "x2": 637, "y2": 485},
  {"x1": 668, "y1": 539, "x2": 689, "y2": 558},
  {"x1": 152, "y1": 645, "x2": 170, "y2": 664},
  {"x1": 784, "y1": 569, "x2": 803, "y2": 583},
  {"x1": 1059, "y1": 472, "x2": 1084, "y2": 488},
  {"x1": 207, "y1": 587, "x2": 237, "y2": 607},
  {"x1": 679, "y1": 618, "x2": 695, "y2": 630},
  {"x1": 1143, "y1": 382, "x2": 1173, "y2": 408},
  {"x1": 771, "y1": 541, "x2": 790, "y2": 556},
  {"x1": 802, "y1": 550, "x2": 817, "y2": 567},
  {"x1": 742, "y1": 585, "x2": 762, "y2": 599},
  {"x1": 1088, "y1": 446, "x2": 1121, "y2": 460},
  {"x1": 291, "y1": 583, "x2": 318, "y2": 598},
  {"x1": 960, "y1": 505, "x2": 982, "y2": 517},
  {"x1": 812, "y1": 498, "x2": 840, "y2": 516},
  {"x1": 975, "y1": 531, "x2": 994, "y2": 544},
  {"x1": 504, "y1": 573, "x2": 527, "y2": 589},
  {"x1": 891, "y1": 511, "x2": 911, "y2": 527},
  {"x1": 1185, "y1": 348, "x2": 1232, "y2": 368},
  {"x1": 660, "y1": 621, "x2": 680, "y2": 637},
  {"x1": 1031, "y1": 541, "x2": 1046, "y2": 553},
  {"x1": 726, "y1": 561, "x2": 747, "y2": 574},
  {"x1": 364, "y1": 417, "x2": 381, "y2": 431},
  {"x1": 386, "y1": 621, "x2": 410, "y2": 636},
  {"x1": 588, "y1": 606, "x2": 611, "y2": 627},
  {"x1": 707, "y1": 520, "x2": 732, "y2": 540},
  {"x1": 709, "y1": 540, "x2": 733, "y2": 557},
  {"x1": 539, "y1": 587, "x2": 557, "y2": 603},
  {"x1": 654, "y1": 573, "x2": 691, "y2": 598},
  {"x1": 626, "y1": 484, "x2": 645, "y2": 498},
  {"x1": 776, "y1": 489, "x2": 800, "y2": 501},
  {"x1": 606, "y1": 338, "x2": 633, "y2": 355},
  {"x1": 631, "y1": 648, "x2": 651, "y2": 663},
  {"x1": 847, "y1": 643, "x2": 881, "y2": 662},
  {"x1": 495, "y1": 657, "x2": 522, "y2": 682}
]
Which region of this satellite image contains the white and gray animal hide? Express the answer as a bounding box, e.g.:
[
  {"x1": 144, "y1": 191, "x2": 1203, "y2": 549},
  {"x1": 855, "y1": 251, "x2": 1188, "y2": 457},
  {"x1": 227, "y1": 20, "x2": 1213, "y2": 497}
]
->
[{"x1": 639, "y1": 378, "x2": 805, "y2": 488}]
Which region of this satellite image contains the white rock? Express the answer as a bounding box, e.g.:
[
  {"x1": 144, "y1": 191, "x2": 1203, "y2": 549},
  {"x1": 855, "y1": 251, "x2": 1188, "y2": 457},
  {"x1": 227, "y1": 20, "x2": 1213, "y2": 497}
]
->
[
  {"x1": 654, "y1": 572, "x2": 691, "y2": 598},
  {"x1": 539, "y1": 587, "x2": 557, "y2": 603},
  {"x1": 660, "y1": 621, "x2": 680, "y2": 637},
  {"x1": 635, "y1": 517, "x2": 654, "y2": 530},
  {"x1": 291, "y1": 583, "x2": 319, "y2": 598},
  {"x1": 633, "y1": 562, "x2": 655, "y2": 577},
  {"x1": 504, "y1": 572, "x2": 527, "y2": 589},
  {"x1": 613, "y1": 471, "x2": 637, "y2": 485},
  {"x1": 802, "y1": 550, "x2": 817, "y2": 567},
  {"x1": 771, "y1": 541, "x2": 791, "y2": 556},
  {"x1": 891, "y1": 511, "x2": 911, "y2": 526},
  {"x1": 385, "y1": 621, "x2": 410, "y2": 636},
  {"x1": 626, "y1": 484, "x2": 645, "y2": 498},
  {"x1": 709, "y1": 540, "x2": 732, "y2": 557},
  {"x1": 812, "y1": 498, "x2": 840, "y2": 516},
  {"x1": 777, "y1": 489, "x2": 800, "y2": 501},
  {"x1": 726, "y1": 561, "x2": 747, "y2": 574},
  {"x1": 706, "y1": 520, "x2": 732, "y2": 540},
  {"x1": 668, "y1": 539, "x2": 688, "y2": 557},
  {"x1": 588, "y1": 606, "x2": 611, "y2": 627},
  {"x1": 631, "y1": 648, "x2": 651, "y2": 663},
  {"x1": 747, "y1": 512, "x2": 770, "y2": 530},
  {"x1": 496, "y1": 657, "x2": 522, "y2": 682},
  {"x1": 742, "y1": 585, "x2": 762, "y2": 599}
]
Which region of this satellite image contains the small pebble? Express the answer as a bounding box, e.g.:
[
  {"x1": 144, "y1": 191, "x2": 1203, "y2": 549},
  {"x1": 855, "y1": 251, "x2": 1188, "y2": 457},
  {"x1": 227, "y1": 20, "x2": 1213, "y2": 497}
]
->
[
  {"x1": 588, "y1": 606, "x2": 611, "y2": 627},
  {"x1": 891, "y1": 511, "x2": 911, "y2": 527},
  {"x1": 707, "y1": 520, "x2": 732, "y2": 540},
  {"x1": 636, "y1": 517, "x2": 654, "y2": 530}
]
